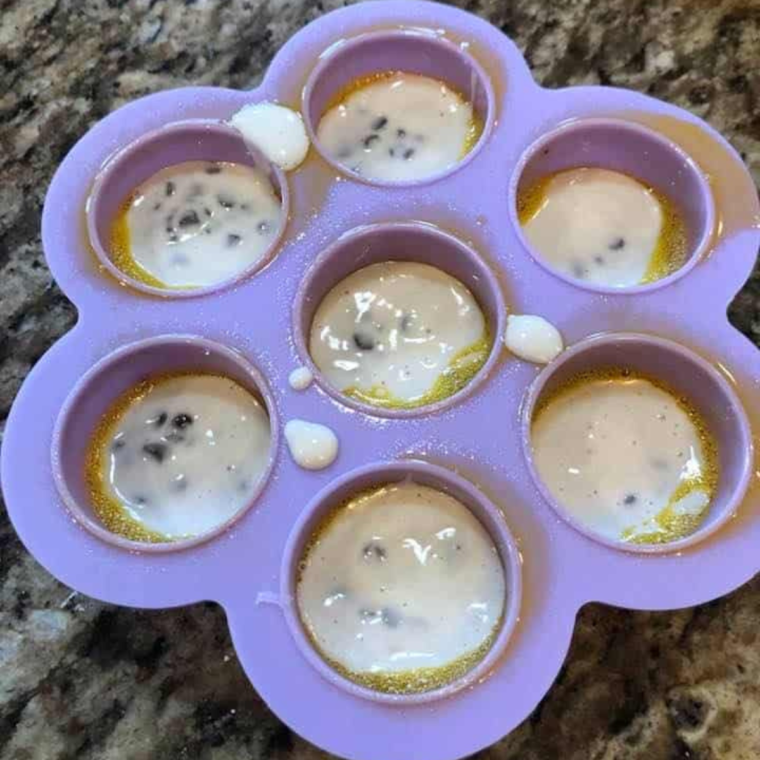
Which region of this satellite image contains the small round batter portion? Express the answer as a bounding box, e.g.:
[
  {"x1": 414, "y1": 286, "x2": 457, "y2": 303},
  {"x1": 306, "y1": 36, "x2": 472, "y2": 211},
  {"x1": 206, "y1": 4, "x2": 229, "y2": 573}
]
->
[
  {"x1": 518, "y1": 168, "x2": 687, "y2": 287},
  {"x1": 309, "y1": 261, "x2": 490, "y2": 409},
  {"x1": 531, "y1": 370, "x2": 718, "y2": 544},
  {"x1": 110, "y1": 160, "x2": 282, "y2": 289},
  {"x1": 316, "y1": 72, "x2": 481, "y2": 182},
  {"x1": 85, "y1": 374, "x2": 271, "y2": 542},
  {"x1": 296, "y1": 482, "x2": 505, "y2": 694}
]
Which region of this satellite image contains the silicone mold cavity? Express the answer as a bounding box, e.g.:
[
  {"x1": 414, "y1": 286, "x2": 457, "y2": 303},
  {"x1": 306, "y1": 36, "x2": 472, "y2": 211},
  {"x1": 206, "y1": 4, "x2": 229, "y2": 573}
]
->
[
  {"x1": 280, "y1": 460, "x2": 522, "y2": 704},
  {"x1": 3, "y1": 2, "x2": 760, "y2": 760},
  {"x1": 509, "y1": 118, "x2": 715, "y2": 293},
  {"x1": 303, "y1": 29, "x2": 495, "y2": 186},
  {"x1": 294, "y1": 220, "x2": 506, "y2": 417},
  {"x1": 52, "y1": 334, "x2": 280, "y2": 552},
  {"x1": 521, "y1": 333, "x2": 753, "y2": 554},
  {"x1": 87, "y1": 120, "x2": 289, "y2": 297}
]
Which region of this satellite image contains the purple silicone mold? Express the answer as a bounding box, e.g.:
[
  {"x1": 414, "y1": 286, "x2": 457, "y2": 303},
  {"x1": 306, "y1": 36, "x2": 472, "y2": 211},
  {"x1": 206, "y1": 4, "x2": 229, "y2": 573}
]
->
[
  {"x1": 2, "y1": 2, "x2": 760, "y2": 760},
  {"x1": 294, "y1": 220, "x2": 506, "y2": 417},
  {"x1": 280, "y1": 460, "x2": 522, "y2": 705}
]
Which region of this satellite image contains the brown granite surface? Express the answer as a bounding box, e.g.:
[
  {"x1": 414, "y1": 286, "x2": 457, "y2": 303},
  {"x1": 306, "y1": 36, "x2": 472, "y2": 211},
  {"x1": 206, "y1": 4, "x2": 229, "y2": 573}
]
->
[{"x1": 1, "y1": 1, "x2": 759, "y2": 758}]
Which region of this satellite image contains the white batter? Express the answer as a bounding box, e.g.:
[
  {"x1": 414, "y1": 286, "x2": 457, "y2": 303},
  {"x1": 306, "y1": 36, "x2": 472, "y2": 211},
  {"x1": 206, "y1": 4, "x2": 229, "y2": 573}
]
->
[
  {"x1": 230, "y1": 102, "x2": 309, "y2": 171},
  {"x1": 317, "y1": 73, "x2": 478, "y2": 182},
  {"x1": 288, "y1": 366, "x2": 314, "y2": 391},
  {"x1": 113, "y1": 161, "x2": 282, "y2": 288},
  {"x1": 284, "y1": 420, "x2": 339, "y2": 471},
  {"x1": 531, "y1": 373, "x2": 718, "y2": 543},
  {"x1": 309, "y1": 261, "x2": 489, "y2": 408},
  {"x1": 520, "y1": 168, "x2": 683, "y2": 287},
  {"x1": 88, "y1": 375, "x2": 271, "y2": 540},
  {"x1": 504, "y1": 314, "x2": 563, "y2": 364},
  {"x1": 297, "y1": 482, "x2": 505, "y2": 692}
]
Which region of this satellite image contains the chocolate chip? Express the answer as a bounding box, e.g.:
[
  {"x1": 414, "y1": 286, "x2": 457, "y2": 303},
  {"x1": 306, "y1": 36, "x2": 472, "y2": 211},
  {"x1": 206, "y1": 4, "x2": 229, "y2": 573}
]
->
[
  {"x1": 172, "y1": 413, "x2": 193, "y2": 429},
  {"x1": 389, "y1": 148, "x2": 396, "y2": 157},
  {"x1": 142, "y1": 442, "x2": 167, "y2": 463},
  {"x1": 571, "y1": 262, "x2": 586, "y2": 278},
  {"x1": 396, "y1": 128, "x2": 406, "y2": 138},
  {"x1": 400, "y1": 313, "x2": 413, "y2": 332},
  {"x1": 353, "y1": 332, "x2": 375, "y2": 351},
  {"x1": 178, "y1": 210, "x2": 200, "y2": 227},
  {"x1": 362, "y1": 542, "x2": 386, "y2": 562},
  {"x1": 217, "y1": 194, "x2": 235, "y2": 209},
  {"x1": 227, "y1": 233, "x2": 242, "y2": 247},
  {"x1": 205, "y1": 163, "x2": 222, "y2": 174},
  {"x1": 609, "y1": 237, "x2": 626, "y2": 250},
  {"x1": 594, "y1": 256, "x2": 605, "y2": 265},
  {"x1": 165, "y1": 181, "x2": 176, "y2": 197},
  {"x1": 371, "y1": 116, "x2": 388, "y2": 130},
  {"x1": 362, "y1": 134, "x2": 380, "y2": 148},
  {"x1": 204, "y1": 207, "x2": 212, "y2": 217},
  {"x1": 623, "y1": 493, "x2": 638, "y2": 506},
  {"x1": 134, "y1": 495, "x2": 148, "y2": 505},
  {"x1": 154, "y1": 412, "x2": 168, "y2": 427},
  {"x1": 403, "y1": 148, "x2": 415, "y2": 160},
  {"x1": 153, "y1": 202, "x2": 162, "y2": 211},
  {"x1": 168, "y1": 233, "x2": 179, "y2": 243}
]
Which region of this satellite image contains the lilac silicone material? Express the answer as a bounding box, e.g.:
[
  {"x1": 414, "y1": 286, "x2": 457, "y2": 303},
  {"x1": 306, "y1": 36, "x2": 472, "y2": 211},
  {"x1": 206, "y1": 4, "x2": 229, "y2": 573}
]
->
[
  {"x1": 294, "y1": 221, "x2": 506, "y2": 417},
  {"x1": 509, "y1": 118, "x2": 716, "y2": 294},
  {"x1": 303, "y1": 29, "x2": 495, "y2": 186},
  {"x1": 52, "y1": 335, "x2": 280, "y2": 553},
  {"x1": 521, "y1": 333, "x2": 753, "y2": 554},
  {"x1": 87, "y1": 121, "x2": 289, "y2": 298},
  {"x1": 2, "y1": 2, "x2": 760, "y2": 760},
  {"x1": 279, "y1": 460, "x2": 522, "y2": 704}
]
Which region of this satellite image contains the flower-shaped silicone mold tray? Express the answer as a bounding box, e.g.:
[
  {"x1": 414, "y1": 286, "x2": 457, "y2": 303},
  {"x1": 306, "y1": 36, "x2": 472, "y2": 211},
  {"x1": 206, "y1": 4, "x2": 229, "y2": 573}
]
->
[{"x1": 3, "y1": 3, "x2": 760, "y2": 759}]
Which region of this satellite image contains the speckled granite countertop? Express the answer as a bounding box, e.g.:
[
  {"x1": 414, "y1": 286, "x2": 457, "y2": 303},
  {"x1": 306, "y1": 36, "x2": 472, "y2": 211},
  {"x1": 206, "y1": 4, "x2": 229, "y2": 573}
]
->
[{"x1": 1, "y1": 1, "x2": 759, "y2": 758}]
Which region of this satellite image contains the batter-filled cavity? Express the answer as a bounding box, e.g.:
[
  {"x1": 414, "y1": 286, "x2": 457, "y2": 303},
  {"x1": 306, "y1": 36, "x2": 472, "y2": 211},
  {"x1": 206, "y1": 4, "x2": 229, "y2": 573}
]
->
[
  {"x1": 316, "y1": 72, "x2": 483, "y2": 182},
  {"x1": 309, "y1": 261, "x2": 491, "y2": 409},
  {"x1": 109, "y1": 161, "x2": 282, "y2": 289},
  {"x1": 296, "y1": 482, "x2": 506, "y2": 694},
  {"x1": 531, "y1": 369, "x2": 719, "y2": 544},
  {"x1": 85, "y1": 374, "x2": 271, "y2": 542},
  {"x1": 518, "y1": 168, "x2": 687, "y2": 287}
]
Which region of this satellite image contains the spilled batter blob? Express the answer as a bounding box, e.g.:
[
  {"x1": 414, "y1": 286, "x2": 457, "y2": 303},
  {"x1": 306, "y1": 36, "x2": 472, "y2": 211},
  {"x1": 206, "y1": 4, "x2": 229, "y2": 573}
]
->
[
  {"x1": 284, "y1": 420, "x2": 339, "y2": 471},
  {"x1": 309, "y1": 261, "x2": 490, "y2": 409},
  {"x1": 504, "y1": 314, "x2": 563, "y2": 364},
  {"x1": 109, "y1": 160, "x2": 282, "y2": 289},
  {"x1": 85, "y1": 374, "x2": 271, "y2": 542},
  {"x1": 296, "y1": 481, "x2": 505, "y2": 694},
  {"x1": 531, "y1": 369, "x2": 719, "y2": 544},
  {"x1": 317, "y1": 72, "x2": 482, "y2": 182},
  {"x1": 518, "y1": 168, "x2": 687, "y2": 287}
]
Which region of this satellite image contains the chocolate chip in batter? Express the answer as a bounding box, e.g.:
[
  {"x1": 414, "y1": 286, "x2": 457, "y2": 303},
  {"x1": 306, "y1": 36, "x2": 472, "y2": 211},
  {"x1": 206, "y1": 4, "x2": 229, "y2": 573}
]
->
[
  {"x1": 623, "y1": 493, "x2": 638, "y2": 506},
  {"x1": 353, "y1": 332, "x2": 375, "y2": 351},
  {"x1": 227, "y1": 233, "x2": 242, "y2": 247},
  {"x1": 571, "y1": 262, "x2": 587, "y2": 278},
  {"x1": 362, "y1": 542, "x2": 386, "y2": 562},
  {"x1": 205, "y1": 163, "x2": 223, "y2": 175},
  {"x1": 594, "y1": 255, "x2": 606, "y2": 266},
  {"x1": 165, "y1": 181, "x2": 176, "y2": 197},
  {"x1": 153, "y1": 412, "x2": 168, "y2": 428},
  {"x1": 178, "y1": 210, "x2": 200, "y2": 227},
  {"x1": 217, "y1": 194, "x2": 236, "y2": 210},
  {"x1": 362, "y1": 134, "x2": 380, "y2": 148},
  {"x1": 609, "y1": 237, "x2": 626, "y2": 250},
  {"x1": 257, "y1": 221, "x2": 271, "y2": 234},
  {"x1": 371, "y1": 116, "x2": 388, "y2": 131},
  {"x1": 172, "y1": 413, "x2": 193, "y2": 429},
  {"x1": 142, "y1": 442, "x2": 167, "y2": 463},
  {"x1": 403, "y1": 148, "x2": 415, "y2": 160},
  {"x1": 396, "y1": 128, "x2": 406, "y2": 138},
  {"x1": 399, "y1": 313, "x2": 413, "y2": 332}
]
